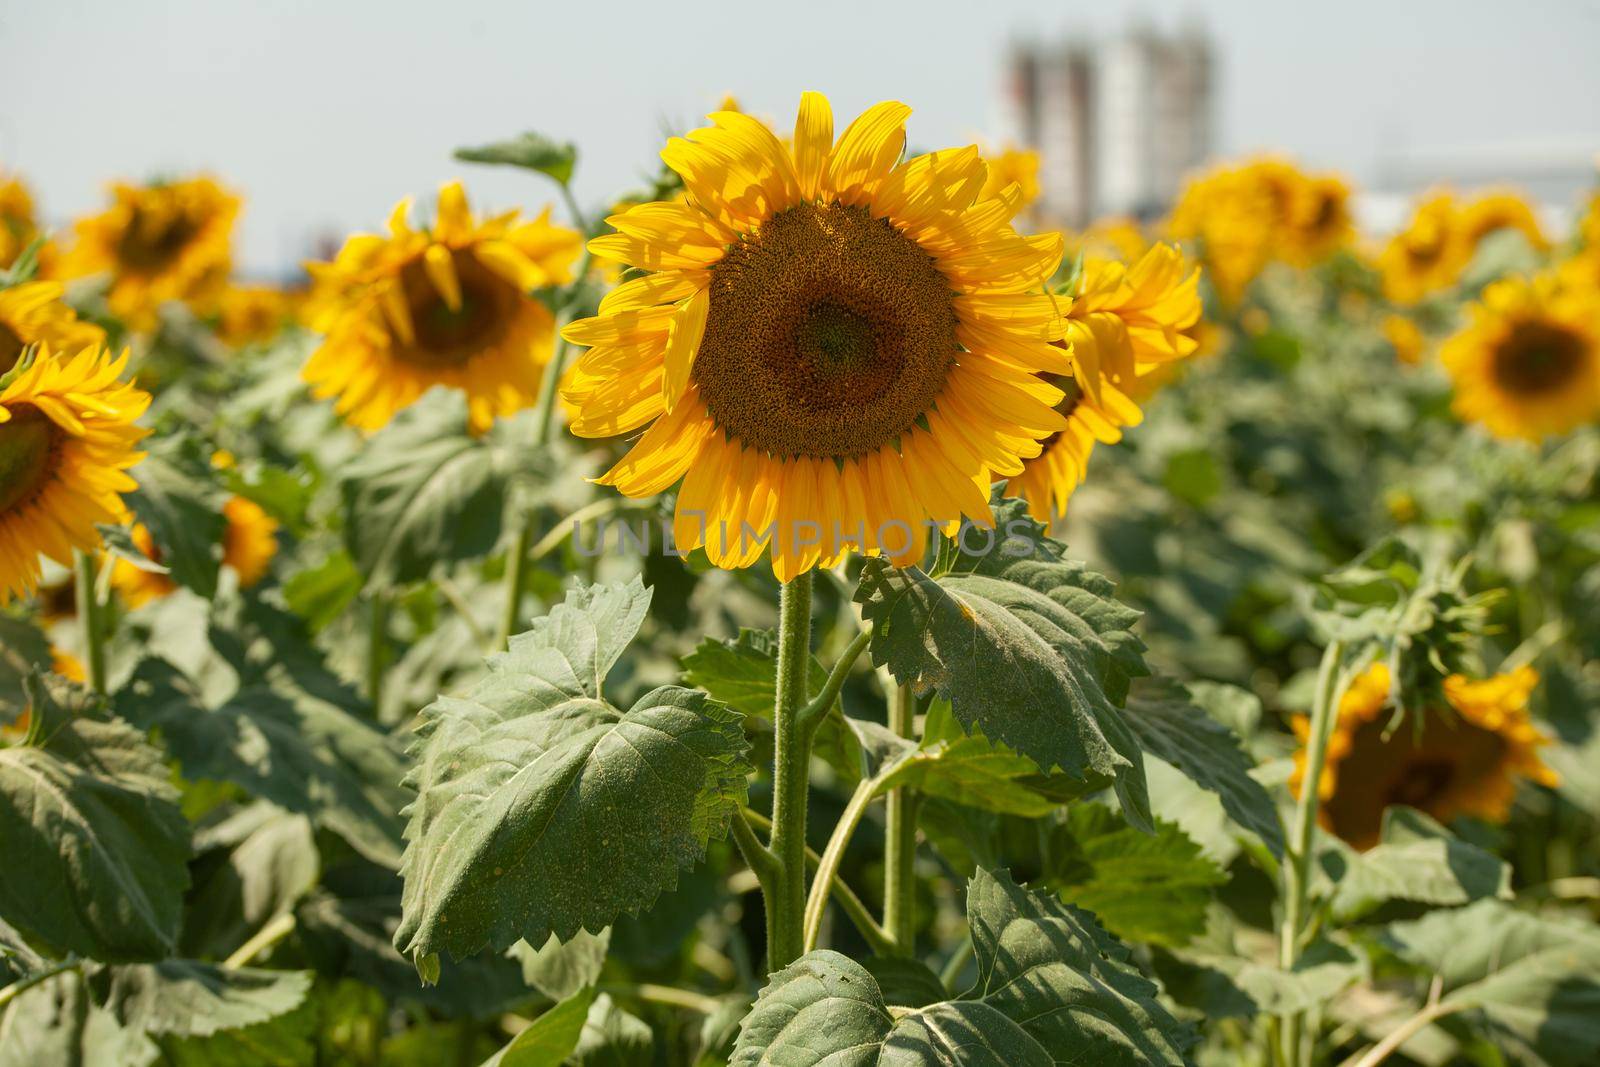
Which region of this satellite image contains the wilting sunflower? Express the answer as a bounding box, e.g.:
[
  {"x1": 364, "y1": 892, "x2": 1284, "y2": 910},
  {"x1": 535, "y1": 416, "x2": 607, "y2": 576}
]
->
[
  {"x1": 0, "y1": 345, "x2": 150, "y2": 603},
  {"x1": 562, "y1": 93, "x2": 1073, "y2": 580},
  {"x1": 302, "y1": 182, "x2": 581, "y2": 433},
  {"x1": 1378, "y1": 192, "x2": 1470, "y2": 305},
  {"x1": 1295, "y1": 662, "x2": 1558, "y2": 850},
  {"x1": 1382, "y1": 313, "x2": 1425, "y2": 366},
  {"x1": 979, "y1": 146, "x2": 1041, "y2": 212},
  {"x1": 1440, "y1": 272, "x2": 1600, "y2": 441},
  {"x1": 113, "y1": 494, "x2": 280, "y2": 606},
  {"x1": 215, "y1": 284, "x2": 296, "y2": 348},
  {"x1": 0, "y1": 281, "x2": 106, "y2": 374},
  {"x1": 64, "y1": 176, "x2": 239, "y2": 330},
  {"x1": 1011, "y1": 244, "x2": 1201, "y2": 521},
  {"x1": 1, "y1": 171, "x2": 45, "y2": 271},
  {"x1": 1461, "y1": 190, "x2": 1547, "y2": 252}
]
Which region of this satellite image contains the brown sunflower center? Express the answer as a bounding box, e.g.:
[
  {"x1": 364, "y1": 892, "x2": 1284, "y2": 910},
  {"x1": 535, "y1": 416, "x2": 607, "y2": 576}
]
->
[
  {"x1": 1492, "y1": 319, "x2": 1587, "y2": 396},
  {"x1": 0, "y1": 320, "x2": 23, "y2": 375},
  {"x1": 395, "y1": 250, "x2": 517, "y2": 367},
  {"x1": 1035, "y1": 372, "x2": 1084, "y2": 451},
  {"x1": 692, "y1": 201, "x2": 959, "y2": 459},
  {"x1": 0, "y1": 406, "x2": 62, "y2": 514},
  {"x1": 116, "y1": 208, "x2": 200, "y2": 273}
]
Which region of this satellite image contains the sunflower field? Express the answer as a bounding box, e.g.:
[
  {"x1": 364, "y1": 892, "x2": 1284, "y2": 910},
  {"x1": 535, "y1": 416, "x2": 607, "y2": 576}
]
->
[{"x1": 2, "y1": 95, "x2": 1599, "y2": 1067}]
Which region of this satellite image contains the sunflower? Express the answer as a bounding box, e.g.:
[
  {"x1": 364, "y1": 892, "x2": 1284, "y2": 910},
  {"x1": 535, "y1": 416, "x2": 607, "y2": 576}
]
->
[
  {"x1": 1461, "y1": 190, "x2": 1547, "y2": 252},
  {"x1": 51, "y1": 647, "x2": 85, "y2": 683},
  {"x1": 1378, "y1": 192, "x2": 1470, "y2": 305},
  {"x1": 1295, "y1": 662, "x2": 1558, "y2": 850},
  {"x1": 562, "y1": 93, "x2": 1073, "y2": 580},
  {"x1": 1167, "y1": 163, "x2": 1276, "y2": 305},
  {"x1": 1078, "y1": 217, "x2": 1151, "y2": 263},
  {"x1": 64, "y1": 176, "x2": 239, "y2": 330},
  {"x1": 1382, "y1": 313, "x2": 1425, "y2": 366},
  {"x1": 215, "y1": 284, "x2": 296, "y2": 348},
  {"x1": 0, "y1": 345, "x2": 150, "y2": 603},
  {"x1": 1, "y1": 171, "x2": 45, "y2": 271},
  {"x1": 302, "y1": 182, "x2": 581, "y2": 434},
  {"x1": 1580, "y1": 190, "x2": 1600, "y2": 249},
  {"x1": 1010, "y1": 245, "x2": 1202, "y2": 521},
  {"x1": 113, "y1": 494, "x2": 280, "y2": 606},
  {"x1": 1281, "y1": 174, "x2": 1354, "y2": 266},
  {"x1": 979, "y1": 146, "x2": 1041, "y2": 213},
  {"x1": 1440, "y1": 272, "x2": 1600, "y2": 441},
  {"x1": 0, "y1": 282, "x2": 106, "y2": 374}
]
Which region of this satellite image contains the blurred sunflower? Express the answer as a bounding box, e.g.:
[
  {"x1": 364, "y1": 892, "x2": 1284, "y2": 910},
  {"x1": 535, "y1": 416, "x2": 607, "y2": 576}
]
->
[
  {"x1": 1011, "y1": 245, "x2": 1202, "y2": 521},
  {"x1": 215, "y1": 284, "x2": 296, "y2": 348},
  {"x1": 302, "y1": 182, "x2": 581, "y2": 434},
  {"x1": 1382, "y1": 313, "x2": 1425, "y2": 366},
  {"x1": 1168, "y1": 163, "x2": 1275, "y2": 305},
  {"x1": 50, "y1": 647, "x2": 85, "y2": 683},
  {"x1": 1440, "y1": 272, "x2": 1600, "y2": 441},
  {"x1": 0, "y1": 281, "x2": 106, "y2": 373},
  {"x1": 562, "y1": 93, "x2": 1071, "y2": 580},
  {"x1": 1378, "y1": 192, "x2": 1469, "y2": 305},
  {"x1": 1580, "y1": 190, "x2": 1600, "y2": 249},
  {"x1": 1078, "y1": 217, "x2": 1150, "y2": 263},
  {"x1": 0, "y1": 345, "x2": 150, "y2": 603},
  {"x1": 979, "y1": 146, "x2": 1041, "y2": 212},
  {"x1": 1295, "y1": 662, "x2": 1558, "y2": 850},
  {"x1": 1282, "y1": 173, "x2": 1354, "y2": 265},
  {"x1": 1, "y1": 171, "x2": 46, "y2": 271},
  {"x1": 1461, "y1": 190, "x2": 1547, "y2": 252},
  {"x1": 113, "y1": 494, "x2": 280, "y2": 606},
  {"x1": 64, "y1": 176, "x2": 239, "y2": 330}
]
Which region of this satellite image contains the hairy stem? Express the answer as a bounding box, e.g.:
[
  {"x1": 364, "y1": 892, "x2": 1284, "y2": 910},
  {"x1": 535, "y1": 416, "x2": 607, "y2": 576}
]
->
[
  {"x1": 73, "y1": 550, "x2": 106, "y2": 693},
  {"x1": 366, "y1": 591, "x2": 389, "y2": 716},
  {"x1": 802, "y1": 774, "x2": 880, "y2": 952},
  {"x1": 797, "y1": 627, "x2": 871, "y2": 731},
  {"x1": 1279, "y1": 638, "x2": 1347, "y2": 1066},
  {"x1": 743, "y1": 808, "x2": 892, "y2": 956},
  {"x1": 765, "y1": 571, "x2": 813, "y2": 970},
  {"x1": 598, "y1": 982, "x2": 725, "y2": 1015},
  {"x1": 883, "y1": 682, "x2": 919, "y2": 955},
  {"x1": 0, "y1": 958, "x2": 80, "y2": 1009}
]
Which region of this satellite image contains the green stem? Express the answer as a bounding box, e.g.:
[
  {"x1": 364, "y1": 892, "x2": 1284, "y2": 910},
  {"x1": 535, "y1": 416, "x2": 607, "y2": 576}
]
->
[
  {"x1": 366, "y1": 592, "x2": 389, "y2": 716},
  {"x1": 765, "y1": 571, "x2": 813, "y2": 971},
  {"x1": 1279, "y1": 638, "x2": 1347, "y2": 1067},
  {"x1": 1337, "y1": 1000, "x2": 1464, "y2": 1067},
  {"x1": 224, "y1": 912, "x2": 296, "y2": 969},
  {"x1": 0, "y1": 958, "x2": 80, "y2": 1009},
  {"x1": 802, "y1": 774, "x2": 880, "y2": 952},
  {"x1": 498, "y1": 523, "x2": 535, "y2": 651},
  {"x1": 797, "y1": 627, "x2": 871, "y2": 730},
  {"x1": 938, "y1": 937, "x2": 974, "y2": 992},
  {"x1": 73, "y1": 550, "x2": 106, "y2": 693},
  {"x1": 598, "y1": 983, "x2": 724, "y2": 1016},
  {"x1": 883, "y1": 682, "x2": 919, "y2": 955},
  {"x1": 743, "y1": 808, "x2": 892, "y2": 956}
]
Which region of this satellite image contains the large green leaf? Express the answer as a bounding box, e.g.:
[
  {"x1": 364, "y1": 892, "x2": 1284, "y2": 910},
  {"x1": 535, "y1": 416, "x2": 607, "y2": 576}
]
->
[
  {"x1": 180, "y1": 803, "x2": 319, "y2": 959},
  {"x1": 0, "y1": 970, "x2": 158, "y2": 1067},
  {"x1": 127, "y1": 434, "x2": 228, "y2": 599},
  {"x1": 338, "y1": 392, "x2": 506, "y2": 589},
  {"x1": 0, "y1": 615, "x2": 49, "y2": 722},
  {"x1": 508, "y1": 928, "x2": 611, "y2": 1002},
  {"x1": 0, "y1": 676, "x2": 189, "y2": 961},
  {"x1": 455, "y1": 132, "x2": 578, "y2": 186},
  {"x1": 484, "y1": 986, "x2": 595, "y2": 1067},
  {"x1": 1325, "y1": 806, "x2": 1509, "y2": 922},
  {"x1": 1042, "y1": 804, "x2": 1225, "y2": 947},
  {"x1": 856, "y1": 499, "x2": 1153, "y2": 830},
  {"x1": 395, "y1": 580, "x2": 750, "y2": 970},
  {"x1": 103, "y1": 961, "x2": 311, "y2": 1038},
  {"x1": 570, "y1": 994, "x2": 653, "y2": 1067},
  {"x1": 1384, "y1": 900, "x2": 1600, "y2": 1067},
  {"x1": 1121, "y1": 678, "x2": 1284, "y2": 857},
  {"x1": 731, "y1": 868, "x2": 1194, "y2": 1064}
]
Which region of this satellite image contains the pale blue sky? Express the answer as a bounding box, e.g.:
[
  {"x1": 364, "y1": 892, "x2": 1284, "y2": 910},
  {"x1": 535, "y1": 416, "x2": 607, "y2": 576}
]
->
[{"x1": 4, "y1": 0, "x2": 1597, "y2": 272}]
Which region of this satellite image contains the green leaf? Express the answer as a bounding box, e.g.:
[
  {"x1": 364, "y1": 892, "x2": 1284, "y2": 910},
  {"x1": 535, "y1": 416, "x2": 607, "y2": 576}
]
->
[
  {"x1": 570, "y1": 994, "x2": 653, "y2": 1067},
  {"x1": 680, "y1": 628, "x2": 862, "y2": 781},
  {"x1": 0, "y1": 970, "x2": 159, "y2": 1067},
  {"x1": 281, "y1": 549, "x2": 362, "y2": 632},
  {"x1": 127, "y1": 434, "x2": 227, "y2": 599},
  {"x1": 856, "y1": 498, "x2": 1153, "y2": 830},
  {"x1": 1042, "y1": 804, "x2": 1225, "y2": 948},
  {"x1": 0, "y1": 675, "x2": 189, "y2": 961},
  {"x1": 117, "y1": 657, "x2": 409, "y2": 868},
  {"x1": 0, "y1": 615, "x2": 50, "y2": 721},
  {"x1": 181, "y1": 803, "x2": 319, "y2": 958},
  {"x1": 854, "y1": 713, "x2": 1068, "y2": 818},
  {"x1": 395, "y1": 580, "x2": 750, "y2": 966},
  {"x1": 338, "y1": 392, "x2": 506, "y2": 589},
  {"x1": 1385, "y1": 900, "x2": 1600, "y2": 1066},
  {"x1": 455, "y1": 133, "x2": 577, "y2": 186},
  {"x1": 103, "y1": 961, "x2": 311, "y2": 1038},
  {"x1": 508, "y1": 928, "x2": 611, "y2": 1002},
  {"x1": 155, "y1": 997, "x2": 317, "y2": 1067},
  {"x1": 731, "y1": 868, "x2": 1194, "y2": 1064},
  {"x1": 1121, "y1": 678, "x2": 1284, "y2": 857},
  {"x1": 484, "y1": 986, "x2": 595, "y2": 1067},
  {"x1": 1325, "y1": 806, "x2": 1509, "y2": 922}
]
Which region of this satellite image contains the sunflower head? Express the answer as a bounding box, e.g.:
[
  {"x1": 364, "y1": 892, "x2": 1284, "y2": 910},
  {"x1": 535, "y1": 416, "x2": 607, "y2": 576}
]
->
[
  {"x1": 1167, "y1": 162, "x2": 1277, "y2": 305},
  {"x1": 979, "y1": 146, "x2": 1042, "y2": 212},
  {"x1": 303, "y1": 182, "x2": 580, "y2": 434},
  {"x1": 562, "y1": 93, "x2": 1074, "y2": 579},
  {"x1": 1078, "y1": 217, "x2": 1151, "y2": 264},
  {"x1": 221, "y1": 495, "x2": 278, "y2": 587},
  {"x1": 1440, "y1": 272, "x2": 1600, "y2": 441},
  {"x1": 1379, "y1": 192, "x2": 1470, "y2": 305},
  {"x1": 1282, "y1": 174, "x2": 1354, "y2": 265},
  {"x1": 0, "y1": 344, "x2": 150, "y2": 603},
  {"x1": 1461, "y1": 190, "x2": 1547, "y2": 252},
  {"x1": 1298, "y1": 662, "x2": 1558, "y2": 850},
  {"x1": 0, "y1": 282, "x2": 106, "y2": 375},
  {"x1": 64, "y1": 176, "x2": 239, "y2": 330},
  {"x1": 215, "y1": 284, "x2": 296, "y2": 348},
  {"x1": 1382, "y1": 313, "x2": 1425, "y2": 366},
  {"x1": 1, "y1": 172, "x2": 45, "y2": 271},
  {"x1": 110, "y1": 522, "x2": 177, "y2": 608}
]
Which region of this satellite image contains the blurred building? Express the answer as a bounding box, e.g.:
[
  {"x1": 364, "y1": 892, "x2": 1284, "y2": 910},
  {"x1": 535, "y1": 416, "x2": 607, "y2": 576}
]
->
[{"x1": 1001, "y1": 26, "x2": 1213, "y2": 227}]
